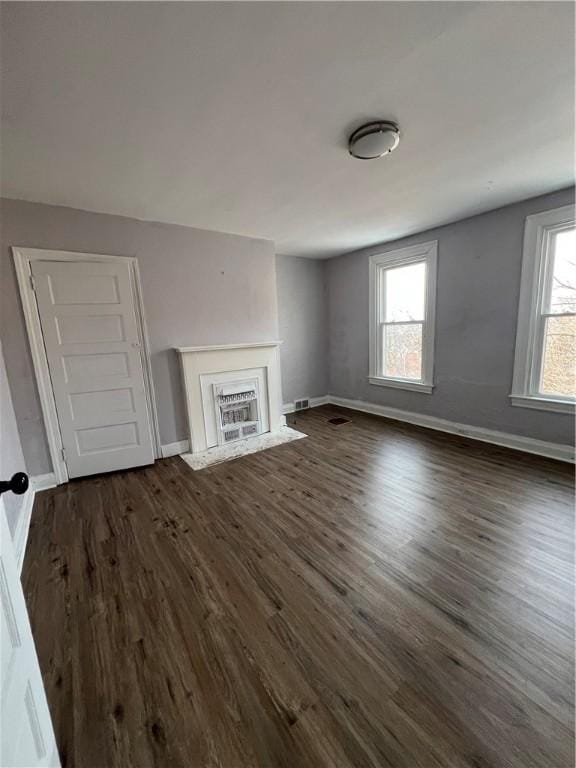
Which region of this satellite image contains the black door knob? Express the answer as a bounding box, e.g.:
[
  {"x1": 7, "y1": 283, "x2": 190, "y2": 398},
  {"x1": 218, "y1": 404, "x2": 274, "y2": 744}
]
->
[{"x1": 0, "y1": 472, "x2": 29, "y2": 496}]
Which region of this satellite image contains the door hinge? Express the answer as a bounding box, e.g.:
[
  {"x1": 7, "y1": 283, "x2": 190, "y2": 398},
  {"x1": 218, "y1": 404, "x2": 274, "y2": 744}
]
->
[
  {"x1": 29, "y1": 274, "x2": 36, "y2": 292},
  {"x1": 60, "y1": 447, "x2": 66, "y2": 463}
]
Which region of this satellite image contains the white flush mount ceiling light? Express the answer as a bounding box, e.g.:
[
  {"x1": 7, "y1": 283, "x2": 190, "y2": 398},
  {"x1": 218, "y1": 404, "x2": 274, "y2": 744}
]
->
[{"x1": 348, "y1": 121, "x2": 400, "y2": 160}]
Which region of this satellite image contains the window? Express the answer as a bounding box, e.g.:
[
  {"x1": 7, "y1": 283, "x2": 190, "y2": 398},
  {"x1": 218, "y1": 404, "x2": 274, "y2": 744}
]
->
[
  {"x1": 369, "y1": 241, "x2": 437, "y2": 393},
  {"x1": 511, "y1": 205, "x2": 576, "y2": 413}
]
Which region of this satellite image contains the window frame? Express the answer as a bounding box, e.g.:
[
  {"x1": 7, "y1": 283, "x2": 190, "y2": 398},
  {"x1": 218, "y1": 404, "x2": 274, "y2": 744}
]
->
[
  {"x1": 369, "y1": 240, "x2": 437, "y2": 394},
  {"x1": 511, "y1": 204, "x2": 576, "y2": 414}
]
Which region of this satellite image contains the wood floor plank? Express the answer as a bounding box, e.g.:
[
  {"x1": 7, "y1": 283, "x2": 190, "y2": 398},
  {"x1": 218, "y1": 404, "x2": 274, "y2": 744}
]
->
[{"x1": 23, "y1": 405, "x2": 574, "y2": 767}]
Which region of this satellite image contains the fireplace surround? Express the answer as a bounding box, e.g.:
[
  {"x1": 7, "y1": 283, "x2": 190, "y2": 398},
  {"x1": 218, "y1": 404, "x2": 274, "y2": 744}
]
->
[{"x1": 176, "y1": 341, "x2": 284, "y2": 455}]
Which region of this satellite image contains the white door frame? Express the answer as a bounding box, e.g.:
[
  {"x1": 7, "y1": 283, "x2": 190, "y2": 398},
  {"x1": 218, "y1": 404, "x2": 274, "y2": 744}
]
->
[{"x1": 12, "y1": 247, "x2": 161, "y2": 485}]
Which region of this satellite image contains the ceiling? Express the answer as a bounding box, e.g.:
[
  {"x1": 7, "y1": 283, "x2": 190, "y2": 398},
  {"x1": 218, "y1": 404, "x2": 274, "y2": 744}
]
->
[{"x1": 1, "y1": 2, "x2": 574, "y2": 258}]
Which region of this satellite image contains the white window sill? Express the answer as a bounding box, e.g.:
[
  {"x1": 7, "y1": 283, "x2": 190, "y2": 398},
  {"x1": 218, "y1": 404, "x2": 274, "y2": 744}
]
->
[
  {"x1": 368, "y1": 376, "x2": 434, "y2": 394},
  {"x1": 509, "y1": 394, "x2": 575, "y2": 414}
]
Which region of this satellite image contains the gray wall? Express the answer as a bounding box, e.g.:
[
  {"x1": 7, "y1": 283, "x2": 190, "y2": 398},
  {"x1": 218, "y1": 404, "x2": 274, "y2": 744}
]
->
[
  {"x1": 0, "y1": 340, "x2": 28, "y2": 538},
  {"x1": 276, "y1": 255, "x2": 328, "y2": 405},
  {"x1": 3, "y1": 188, "x2": 574, "y2": 479},
  {"x1": 0, "y1": 198, "x2": 278, "y2": 476},
  {"x1": 327, "y1": 187, "x2": 575, "y2": 446}
]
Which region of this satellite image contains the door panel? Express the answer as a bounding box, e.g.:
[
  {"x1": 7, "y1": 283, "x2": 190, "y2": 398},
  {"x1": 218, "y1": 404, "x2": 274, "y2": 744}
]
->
[
  {"x1": 69, "y1": 388, "x2": 134, "y2": 420},
  {"x1": 62, "y1": 351, "x2": 130, "y2": 383},
  {"x1": 76, "y1": 421, "x2": 140, "y2": 453},
  {"x1": 47, "y1": 272, "x2": 120, "y2": 304},
  {"x1": 55, "y1": 313, "x2": 125, "y2": 344},
  {"x1": 31, "y1": 259, "x2": 155, "y2": 479}
]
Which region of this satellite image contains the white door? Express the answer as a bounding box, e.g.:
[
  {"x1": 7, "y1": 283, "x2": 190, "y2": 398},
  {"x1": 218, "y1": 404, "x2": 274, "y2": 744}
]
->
[
  {"x1": 31, "y1": 259, "x2": 155, "y2": 479},
  {"x1": 1, "y1": 502, "x2": 60, "y2": 767}
]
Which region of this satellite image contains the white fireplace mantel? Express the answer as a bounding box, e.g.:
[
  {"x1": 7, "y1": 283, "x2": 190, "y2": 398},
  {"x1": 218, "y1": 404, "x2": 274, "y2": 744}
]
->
[
  {"x1": 176, "y1": 341, "x2": 284, "y2": 454},
  {"x1": 176, "y1": 341, "x2": 283, "y2": 354}
]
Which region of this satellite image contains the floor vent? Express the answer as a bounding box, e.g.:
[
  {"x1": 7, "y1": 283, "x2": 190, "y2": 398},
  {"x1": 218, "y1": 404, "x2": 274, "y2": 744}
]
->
[
  {"x1": 328, "y1": 416, "x2": 351, "y2": 426},
  {"x1": 294, "y1": 399, "x2": 310, "y2": 411}
]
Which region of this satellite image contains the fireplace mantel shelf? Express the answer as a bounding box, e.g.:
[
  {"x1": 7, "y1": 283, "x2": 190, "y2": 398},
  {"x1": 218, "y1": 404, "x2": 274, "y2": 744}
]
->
[{"x1": 176, "y1": 341, "x2": 282, "y2": 354}]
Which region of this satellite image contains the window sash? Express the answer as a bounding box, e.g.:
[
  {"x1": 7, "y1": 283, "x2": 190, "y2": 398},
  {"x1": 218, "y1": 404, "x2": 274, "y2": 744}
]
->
[
  {"x1": 531, "y1": 310, "x2": 576, "y2": 400},
  {"x1": 539, "y1": 225, "x2": 575, "y2": 316},
  {"x1": 379, "y1": 320, "x2": 424, "y2": 382},
  {"x1": 543, "y1": 229, "x2": 576, "y2": 315},
  {"x1": 381, "y1": 261, "x2": 427, "y2": 324}
]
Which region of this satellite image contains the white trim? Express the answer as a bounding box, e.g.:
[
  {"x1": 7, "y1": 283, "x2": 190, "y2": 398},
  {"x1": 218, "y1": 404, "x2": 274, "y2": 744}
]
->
[
  {"x1": 369, "y1": 240, "x2": 437, "y2": 393},
  {"x1": 511, "y1": 205, "x2": 576, "y2": 409},
  {"x1": 368, "y1": 376, "x2": 434, "y2": 394},
  {"x1": 12, "y1": 247, "x2": 162, "y2": 484},
  {"x1": 160, "y1": 440, "x2": 190, "y2": 458},
  {"x1": 283, "y1": 395, "x2": 573, "y2": 463},
  {"x1": 510, "y1": 394, "x2": 574, "y2": 414},
  {"x1": 282, "y1": 395, "x2": 330, "y2": 415},
  {"x1": 31, "y1": 473, "x2": 57, "y2": 492},
  {"x1": 176, "y1": 341, "x2": 282, "y2": 354},
  {"x1": 13, "y1": 250, "x2": 68, "y2": 485},
  {"x1": 12, "y1": 474, "x2": 57, "y2": 575},
  {"x1": 131, "y1": 258, "x2": 161, "y2": 459},
  {"x1": 13, "y1": 489, "x2": 35, "y2": 575}
]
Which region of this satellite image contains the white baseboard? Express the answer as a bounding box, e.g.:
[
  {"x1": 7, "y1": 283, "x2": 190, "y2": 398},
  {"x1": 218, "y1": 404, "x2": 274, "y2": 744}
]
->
[
  {"x1": 327, "y1": 395, "x2": 575, "y2": 464},
  {"x1": 161, "y1": 440, "x2": 190, "y2": 458},
  {"x1": 282, "y1": 395, "x2": 330, "y2": 415},
  {"x1": 31, "y1": 473, "x2": 57, "y2": 491},
  {"x1": 13, "y1": 473, "x2": 58, "y2": 574}
]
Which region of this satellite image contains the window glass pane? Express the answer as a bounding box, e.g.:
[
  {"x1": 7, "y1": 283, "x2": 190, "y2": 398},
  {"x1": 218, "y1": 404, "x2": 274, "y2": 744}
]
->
[
  {"x1": 549, "y1": 229, "x2": 576, "y2": 314},
  {"x1": 540, "y1": 315, "x2": 576, "y2": 397},
  {"x1": 384, "y1": 262, "x2": 426, "y2": 322},
  {"x1": 383, "y1": 323, "x2": 422, "y2": 380}
]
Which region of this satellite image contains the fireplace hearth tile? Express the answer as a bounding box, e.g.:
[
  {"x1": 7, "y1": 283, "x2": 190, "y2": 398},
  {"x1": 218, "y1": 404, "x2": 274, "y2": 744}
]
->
[{"x1": 179, "y1": 426, "x2": 306, "y2": 471}]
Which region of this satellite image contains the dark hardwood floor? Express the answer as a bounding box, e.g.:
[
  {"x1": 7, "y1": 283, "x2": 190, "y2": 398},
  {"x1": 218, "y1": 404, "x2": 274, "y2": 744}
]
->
[{"x1": 23, "y1": 405, "x2": 574, "y2": 768}]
